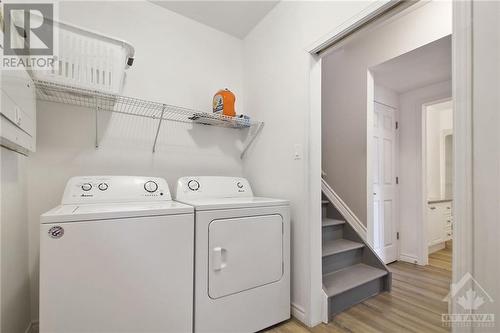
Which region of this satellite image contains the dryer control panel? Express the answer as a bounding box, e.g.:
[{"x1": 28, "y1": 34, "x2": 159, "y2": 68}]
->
[
  {"x1": 176, "y1": 176, "x2": 253, "y2": 200},
  {"x1": 61, "y1": 176, "x2": 171, "y2": 204}
]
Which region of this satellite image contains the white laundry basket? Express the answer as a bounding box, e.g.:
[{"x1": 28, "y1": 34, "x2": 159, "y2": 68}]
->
[{"x1": 32, "y1": 19, "x2": 135, "y2": 94}]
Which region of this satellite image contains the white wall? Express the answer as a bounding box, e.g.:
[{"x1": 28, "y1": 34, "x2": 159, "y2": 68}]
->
[
  {"x1": 242, "y1": 0, "x2": 385, "y2": 326},
  {"x1": 322, "y1": 1, "x2": 452, "y2": 230},
  {"x1": 398, "y1": 80, "x2": 451, "y2": 264},
  {"x1": 1, "y1": 147, "x2": 31, "y2": 333},
  {"x1": 471, "y1": 0, "x2": 500, "y2": 323},
  {"x1": 27, "y1": 0, "x2": 246, "y2": 323},
  {"x1": 375, "y1": 85, "x2": 399, "y2": 109}
]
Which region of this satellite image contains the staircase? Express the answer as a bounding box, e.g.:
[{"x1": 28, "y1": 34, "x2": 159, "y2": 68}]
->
[{"x1": 322, "y1": 181, "x2": 391, "y2": 319}]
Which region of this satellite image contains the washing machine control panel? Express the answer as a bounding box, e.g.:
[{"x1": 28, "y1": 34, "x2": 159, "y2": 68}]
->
[
  {"x1": 176, "y1": 176, "x2": 253, "y2": 200},
  {"x1": 62, "y1": 176, "x2": 171, "y2": 204}
]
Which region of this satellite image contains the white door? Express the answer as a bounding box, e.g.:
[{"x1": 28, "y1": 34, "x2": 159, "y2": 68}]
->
[
  {"x1": 373, "y1": 102, "x2": 399, "y2": 263},
  {"x1": 208, "y1": 214, "x2": 283, "y2": 299}
]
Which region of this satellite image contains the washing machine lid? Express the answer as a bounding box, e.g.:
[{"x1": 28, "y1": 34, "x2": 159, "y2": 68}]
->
[
  {"x1": 41, "y1": 201, "x2": 193, "y2": 224},
  {"x1": 177, "y1": 197, "x2": 288, "y2": 211}
]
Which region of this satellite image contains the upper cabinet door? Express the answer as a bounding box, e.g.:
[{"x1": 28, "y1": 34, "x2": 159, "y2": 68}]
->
[{"x1": 0, "y1": 26, "x2": 37, "y2": 153}]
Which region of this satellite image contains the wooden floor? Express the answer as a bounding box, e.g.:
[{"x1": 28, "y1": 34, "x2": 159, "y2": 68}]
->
[{"x1": 265, "y1": 243, "x2": 452, "y2": 333}]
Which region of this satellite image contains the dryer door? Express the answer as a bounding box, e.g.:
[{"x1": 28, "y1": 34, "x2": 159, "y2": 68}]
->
[{"x1": 208, "y1": 214, "x2": 283, "y2": 299}]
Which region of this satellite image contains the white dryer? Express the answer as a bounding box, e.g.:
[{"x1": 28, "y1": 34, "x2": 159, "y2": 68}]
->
[
  {"x1": 176, "y1": 176, "x2": 290, "y2": 333},
  {"x1": 40, "y1": 176, "x2": 194, "y2": 333}
]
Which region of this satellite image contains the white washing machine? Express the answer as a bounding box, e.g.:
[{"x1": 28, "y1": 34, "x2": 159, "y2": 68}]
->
[
  {"x1": 176, "y1": 176, "x2": 290, "y2": 333},
  {"x1": 40, "y1": 176, "x2": 194, "y2": 333}
]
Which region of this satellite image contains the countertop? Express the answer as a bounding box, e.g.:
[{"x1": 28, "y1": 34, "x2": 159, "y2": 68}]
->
[{"x1": 427, "y1": 198, "x2": 453, "y2": 204}]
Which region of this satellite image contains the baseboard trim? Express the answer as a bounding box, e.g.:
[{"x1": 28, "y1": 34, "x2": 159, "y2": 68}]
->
[
  {"x1": 25, "y1": 321, "x2": 39, "y2": 333},
  {"x1": 399, "y1": 253, "x2": 419, "y2": 264},
  {"x1": 291, "y1": 303, "x2": 306, "y2": 324},
  {"x1": 428, "y1": 242, "x2": 445, "y2": 254},
  {"x1": 321, "y1": 289, "x2": 329, "y2": 324}
]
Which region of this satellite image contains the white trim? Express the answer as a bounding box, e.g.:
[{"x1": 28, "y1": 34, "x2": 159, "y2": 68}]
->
[
  {"x1": 399, "y1": 253, "x2": 419, "y2": 264},
  {"x1": 307, "y1": 0, "x2": 400, "y2": 54},
  {"x1": 451, "y1": 1, "x2": 473, "y2": 330},
  {"x1": 291, "y1": 303, "x2": 307, "y2": 324},
  {"x1": 366, "y1": 71, "x2": 375, "y2": 247},
  {"x1": 321, "y1": 290, "x2": 329, "y2": 324},
  {"x1": 429, "y1": 242, "x2": 446, "y2": 254},
  {"x1": 305, "y1": 56, "x2": 323, "y2": 327},
  {"x1": 322, "y1": 179, "x2": 367, "y2": 241}
]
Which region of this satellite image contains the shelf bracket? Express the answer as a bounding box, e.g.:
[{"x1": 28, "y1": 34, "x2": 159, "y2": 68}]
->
[
  {"x1": 240, "y1": 122, "x2": 264, "y2": 159},
  {"x1": 152, "y1": 106, "x2": 166, "y2": 153},
  {"x1": 95, "y1": 105, "x2": 99, "y2": 149}
]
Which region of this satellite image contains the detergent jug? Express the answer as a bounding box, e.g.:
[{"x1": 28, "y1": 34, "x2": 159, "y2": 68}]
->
[{"x1": 213, "y1": 89, "x2": 236, "y2": 117}]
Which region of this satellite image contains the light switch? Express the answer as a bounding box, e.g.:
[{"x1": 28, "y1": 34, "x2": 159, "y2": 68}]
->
[{"x1": 294, "y1": 144, "x2": 303, "y2": 160}]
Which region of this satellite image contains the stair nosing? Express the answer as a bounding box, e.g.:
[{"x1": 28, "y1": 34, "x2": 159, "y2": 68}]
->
[
  {"x1": 322, "y1": 263, "x2": 387, "y2": 297},
  {"x1": 322, "y1": 238, "x2": 364, "y2": 257},
  {"x1": 322, "y1": 218, "x2": 345, "y2": 227}
]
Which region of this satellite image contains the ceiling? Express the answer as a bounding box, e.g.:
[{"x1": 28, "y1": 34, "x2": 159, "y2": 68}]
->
[
  {"x1": 371, "y1": 35, "x2": 451, "y2": 94},
  {"x1": 151, "y1": 1, "x2": 279, "y2": 39}
]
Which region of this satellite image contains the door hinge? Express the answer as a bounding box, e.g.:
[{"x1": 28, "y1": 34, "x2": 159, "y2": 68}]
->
[
  {"x1": 396, "y1": 176, "x2": 399, "y2": 184},
  {"x1": 397, "y1": 232, "x2": 400, "y2": 240},
  {"x1": 395, "y1": 121, "x2": 399, "y2": 130}
]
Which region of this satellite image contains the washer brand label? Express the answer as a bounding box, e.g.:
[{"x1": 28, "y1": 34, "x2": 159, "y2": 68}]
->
[{"x1": 48, "y1": 226, "x2": 64, "y2": 239}]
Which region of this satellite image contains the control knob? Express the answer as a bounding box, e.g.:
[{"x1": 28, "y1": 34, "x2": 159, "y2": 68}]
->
[
  {"x1": 144, "y1": 181, "x2": 158, "y2": 193},
  {"x1": 188, "y1": 180, "x2": 200, "y2": 191},
  {"x1": 98, "y1": 183, "x2": 108, "y2": 191},
  {"x1": 81, "y1": 183, "x2": 92, "y2": 191}
]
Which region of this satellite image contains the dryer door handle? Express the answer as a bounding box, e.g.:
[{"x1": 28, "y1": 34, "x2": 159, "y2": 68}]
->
[{"x1": 212, "y1": 247, "x2": 227, "y2": 271}]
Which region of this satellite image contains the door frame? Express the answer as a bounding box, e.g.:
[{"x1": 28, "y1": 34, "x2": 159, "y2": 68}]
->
[
  {"x1": 306, "y1": 0, "x2": 473, "y2": 327},
  {"x1": 421, "y1": 97, "x2": 453, "y2": 265}
]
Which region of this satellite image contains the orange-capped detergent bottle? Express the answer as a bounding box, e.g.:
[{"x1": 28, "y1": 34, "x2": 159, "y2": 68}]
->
[{"x1": 213, "y1": 89, "x2": 236, "y2": 117}]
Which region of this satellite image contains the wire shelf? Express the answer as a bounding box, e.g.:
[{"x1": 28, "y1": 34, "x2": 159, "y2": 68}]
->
[
  {"x1": 34, "y1": 80, "x2": 253, "y2": 128},
  {"x1": 33, "y1": 79, "x2": 263, "y2": 157}
]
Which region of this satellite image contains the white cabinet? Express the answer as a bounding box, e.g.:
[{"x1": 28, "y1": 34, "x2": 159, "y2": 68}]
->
[
  {"x1": 427, "y1": 201, "x2": 453, "y2": 246},
  {"x1": 1, "y1": 68, "x2": 36, "y2": 154}
]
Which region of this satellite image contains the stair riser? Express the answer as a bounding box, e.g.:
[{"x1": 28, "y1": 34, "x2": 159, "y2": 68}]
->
[
  {"x1": 322, "y1": 224, "x2": 343, "y2": 241},
  {"x1": 322, "y1": 248, "x2": 363, "y2": 275},
  {"x1": 329, "y1": 277, "x2": 386, "y2": 318}
]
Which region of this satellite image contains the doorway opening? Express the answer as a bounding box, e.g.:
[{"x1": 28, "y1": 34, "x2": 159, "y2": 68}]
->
[
  {"x1": 369, "y1": 35, "x2": 452, "y2": 266},
  {"x1": 319, "y1": 0, "x2": 454, "y2": 328},
  {"x1": 423, "y1": 98, "x2": 453, "y2": 270}
]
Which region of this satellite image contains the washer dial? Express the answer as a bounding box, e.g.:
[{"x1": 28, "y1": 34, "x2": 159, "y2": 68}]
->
[
  {"x1": 98, "y1": 183, "x2": 108, "y2": 191},
  {"x1": 188, "y1": 180, "x2": 200, "y2": 191},
  {"x1": 81, "y1": 183, "x2": 92, "y2": 191},
  {"x1": 144, "y1": 181, "x2": 158, "y2": 193}
]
